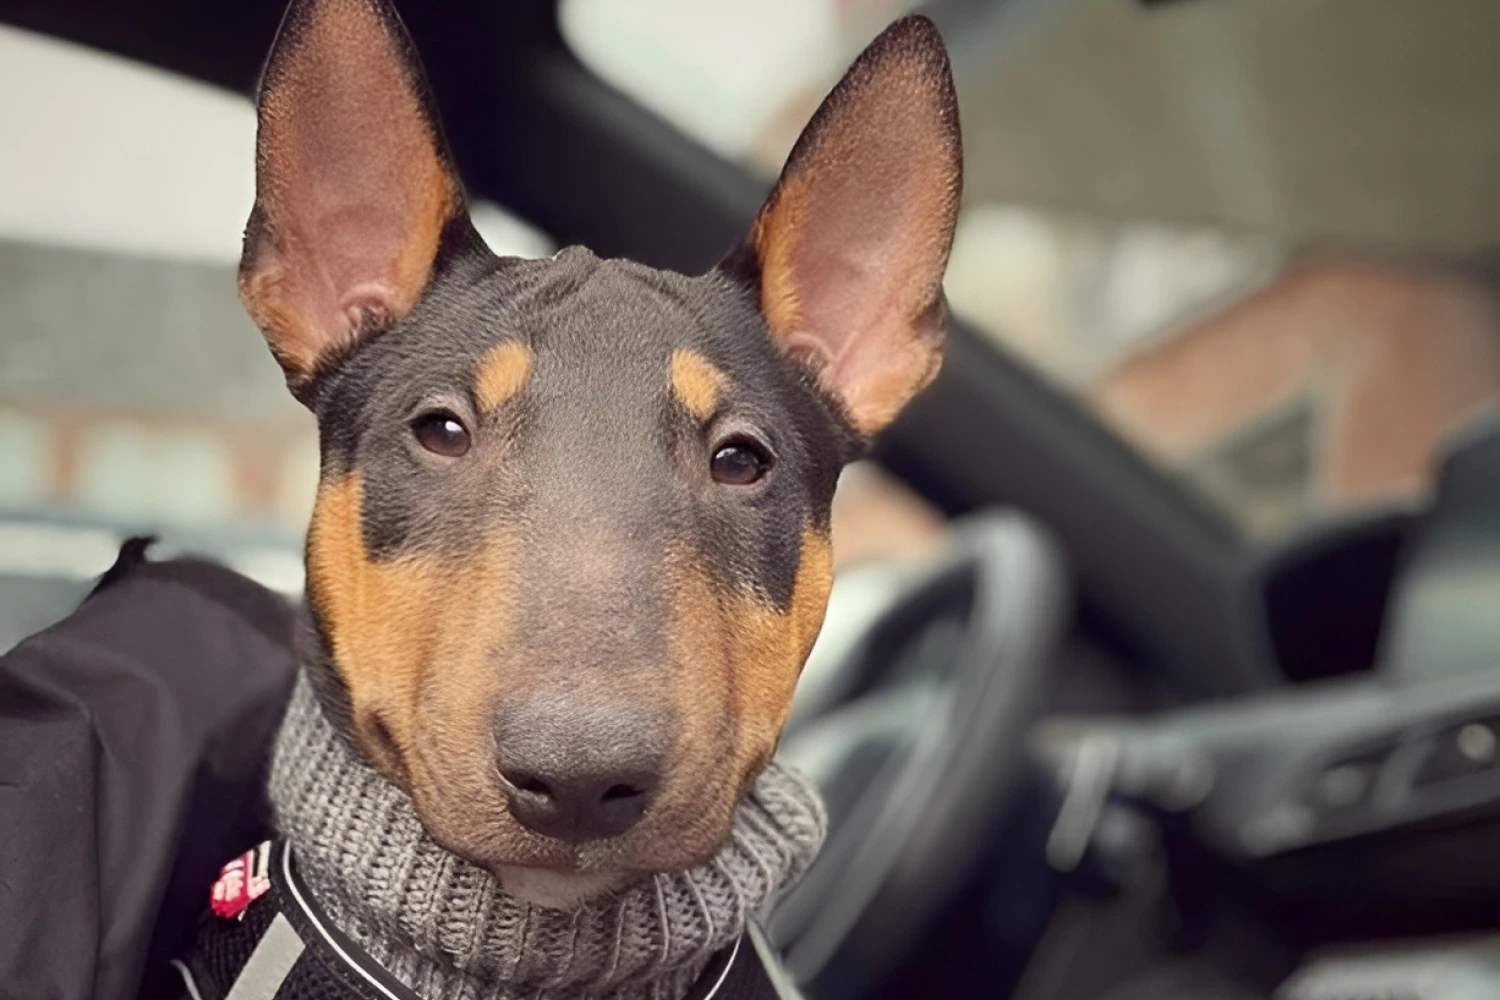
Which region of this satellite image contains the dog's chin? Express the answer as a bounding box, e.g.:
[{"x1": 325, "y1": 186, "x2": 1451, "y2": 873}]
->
[{"x1": 494, "y1": 865, "x2": 636, "y2": 909}]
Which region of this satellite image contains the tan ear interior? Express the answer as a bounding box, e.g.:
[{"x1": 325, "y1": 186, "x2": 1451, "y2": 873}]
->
[
  {"x1": 239, "y1": 0, "x2": 463, "y2": 385},
  {"x1": 749, "y1": 16, "x2": 962, "y2": 437}
]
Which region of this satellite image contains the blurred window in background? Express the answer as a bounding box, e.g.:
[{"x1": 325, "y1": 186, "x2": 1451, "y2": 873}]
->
[
  {"x1": 563, "y1": 0, "x2": 1500, "y2": 539},
  {"x1": 0, "y1": 24, "x2": 550, "y2": 592}
]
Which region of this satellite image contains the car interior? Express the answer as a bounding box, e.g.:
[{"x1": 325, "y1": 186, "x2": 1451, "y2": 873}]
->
[{"x1": 2, "y1": 0, "x2": 1499, "y2": 997}]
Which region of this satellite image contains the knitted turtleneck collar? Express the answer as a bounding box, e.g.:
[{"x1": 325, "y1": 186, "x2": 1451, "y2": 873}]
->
[{"x1": 268, "y1": 675, "x2": 826, "y2": 1000}]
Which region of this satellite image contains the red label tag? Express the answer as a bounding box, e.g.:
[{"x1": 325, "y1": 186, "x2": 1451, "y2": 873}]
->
[{"x1": 211, "y1": 842, "x2": 272, "y2": 920}]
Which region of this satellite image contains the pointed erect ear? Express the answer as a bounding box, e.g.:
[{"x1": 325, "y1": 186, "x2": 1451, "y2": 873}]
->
[
  {"x1": 240, "y1": 0, "x2": 470, "y2": 395},
  {"x1": 732, "y1": 16, "x2": 962, "y2": 438}
]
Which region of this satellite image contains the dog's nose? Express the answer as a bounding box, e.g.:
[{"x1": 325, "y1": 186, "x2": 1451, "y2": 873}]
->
[
  {"x1": 500, "y1": 767, "x2": 659, "y2": 842},
  {"x1": 493, "y1": 700, "x2": 669, "y2": 843}
]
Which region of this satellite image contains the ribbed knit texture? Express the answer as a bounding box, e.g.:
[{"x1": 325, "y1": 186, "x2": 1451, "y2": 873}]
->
[{"x1": 269, "y1": 675, "x2": 826, "y2": 1000}]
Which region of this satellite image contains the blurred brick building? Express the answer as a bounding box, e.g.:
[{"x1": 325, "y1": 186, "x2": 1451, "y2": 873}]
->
[{"x1": 1091, "y1": 256, "x2": 1500, "y2": 535}]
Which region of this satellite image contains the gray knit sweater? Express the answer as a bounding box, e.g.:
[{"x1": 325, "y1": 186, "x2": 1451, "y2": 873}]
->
[{"x1": 268, "y1": 675, "x2": 826, "y2": 1000}]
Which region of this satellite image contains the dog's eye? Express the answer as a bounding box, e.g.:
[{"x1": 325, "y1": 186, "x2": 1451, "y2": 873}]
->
[
  {"x1": 411, "y1": 410, "x2": 471, "y2": 457},
  {"x1": 711, "y1": 437, "x2": 771, "y2": 486}
]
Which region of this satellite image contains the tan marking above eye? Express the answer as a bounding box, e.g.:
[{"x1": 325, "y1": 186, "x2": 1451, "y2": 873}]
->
[
  {"x1": 474, "y1": 340, "x2": 534, "y2": 413},
  {"x1": 669, "y1": 348, "x2": 727, "y2": 422}
]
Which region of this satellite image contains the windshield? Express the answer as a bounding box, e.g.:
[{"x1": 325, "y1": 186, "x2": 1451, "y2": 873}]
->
[{"x1": 562, "y1": 0, "x2": 1500, "y2": 539}]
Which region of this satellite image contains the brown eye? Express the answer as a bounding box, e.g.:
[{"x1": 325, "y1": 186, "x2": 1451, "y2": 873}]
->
[
  {"x1": 411, "y1": 410, "x2": 471, "y2": 457},
  {"x1": 711, "y1": 438, "x2": 772, "y2": 486}
]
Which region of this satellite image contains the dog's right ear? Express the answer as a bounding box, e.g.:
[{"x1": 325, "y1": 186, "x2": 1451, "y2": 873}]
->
[{"x1": 240, "y1": 0, "x2": 470, "y2": 398}]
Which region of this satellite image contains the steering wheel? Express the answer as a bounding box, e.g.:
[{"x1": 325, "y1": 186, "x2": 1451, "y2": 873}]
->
[{"x1": 769, "y1": 510, "x2": 1069, "y2": 997}]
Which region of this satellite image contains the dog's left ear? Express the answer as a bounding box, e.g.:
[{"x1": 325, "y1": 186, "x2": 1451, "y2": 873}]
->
[
  {"x1": 239, "y1": 0, "x2": 470, "y2": 397},
  {"x1": 731, "y1": 16, "x2": 962, "y2": 438}
]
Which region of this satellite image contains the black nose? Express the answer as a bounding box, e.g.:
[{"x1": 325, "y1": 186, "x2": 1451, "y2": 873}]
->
[
  {"x1": 494, "y1": 699, "x2": 669, "y2": 843},
  {"x1": 501, "y1": 768, "x2": 658, "y2": 842}
]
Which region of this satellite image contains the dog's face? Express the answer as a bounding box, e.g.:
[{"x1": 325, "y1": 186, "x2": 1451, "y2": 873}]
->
[{"x1": 242, "y1": 0, "x2": 960, "y2": 905}]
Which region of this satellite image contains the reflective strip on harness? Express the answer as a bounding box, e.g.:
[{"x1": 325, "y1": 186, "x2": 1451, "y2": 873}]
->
[{"x1": 224, "y1": 913, "x2": 306, "y2": 1000}]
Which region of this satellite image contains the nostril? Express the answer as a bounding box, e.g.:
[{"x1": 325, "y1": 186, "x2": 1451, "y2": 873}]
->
[
  {"x1": 504, "y1": 771, "x2": 554, "y2": 799},
  {"x1": 602, "y1": 783, "x2": 642, "y2": 802},
  {"x1": 499, "y1": 767, "x2": 659, "y2": 841}
]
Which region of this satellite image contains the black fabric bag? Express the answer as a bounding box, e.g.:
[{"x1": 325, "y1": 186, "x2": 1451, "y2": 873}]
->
[{"x1": 0, "y1": 541, "x2": 298, "y2": 1000}]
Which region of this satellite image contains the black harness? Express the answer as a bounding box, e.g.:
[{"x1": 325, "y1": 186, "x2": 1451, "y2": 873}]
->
[{"x1": 173, "y1": 841, "x2": 793, "y2": 1000}]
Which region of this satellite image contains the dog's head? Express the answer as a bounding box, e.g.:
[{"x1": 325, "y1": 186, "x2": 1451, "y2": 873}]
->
[{"x1": 242, "y1": 0, "x2": 961, "y2": 905}]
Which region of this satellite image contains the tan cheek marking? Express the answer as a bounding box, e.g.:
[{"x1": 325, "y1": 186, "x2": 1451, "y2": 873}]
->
[
  {"x1": 662, "y1": 554, "x2": 750, "y2": 850},
  {"x1": 667, "y1": 527, "x2": 835, "y2": 778},
  {"x1": 307, "y1": 472, "x2": 515, "y2": 791},
  {"x1": 667, "y1": 555, "x2": 734, "y2": 754},
  {"x1": 669, "y1": 348, "x2": 727, "y2": 422},
  {"x1": 729, "y1": 528, "x2": 834, "y2": 746},
  {"x1": 407, "y1": 529, "x2": 520, "y2": 825},
  {"x1": 475, "y1": 341, "x2": 534, "y2": 413},
  {"x1": 308, "y1": 473, "x2": 438, "y2": 772}
]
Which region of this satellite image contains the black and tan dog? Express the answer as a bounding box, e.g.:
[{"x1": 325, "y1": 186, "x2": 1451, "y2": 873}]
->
[{"x1": 242, "y1": 0, "x2": 961, "y2": 914}]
